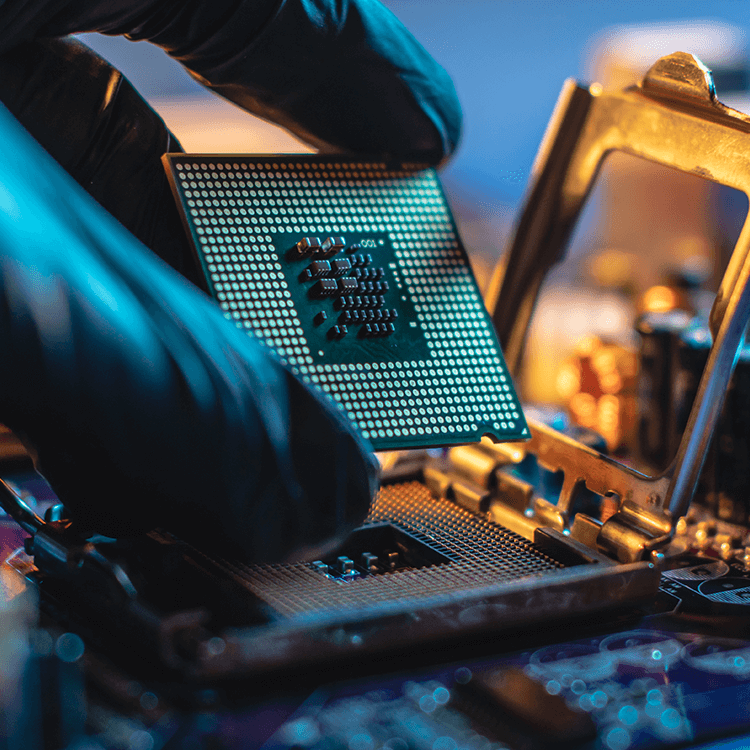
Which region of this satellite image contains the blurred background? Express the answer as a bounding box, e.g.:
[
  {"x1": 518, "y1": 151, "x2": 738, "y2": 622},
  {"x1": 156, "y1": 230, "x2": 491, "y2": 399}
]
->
[
  {"x1": 77, "y1": 1, "x2": 750, "y2": 462},
  {"x1": 75, "y1": 2, "x2": 750, "y2": 263}
]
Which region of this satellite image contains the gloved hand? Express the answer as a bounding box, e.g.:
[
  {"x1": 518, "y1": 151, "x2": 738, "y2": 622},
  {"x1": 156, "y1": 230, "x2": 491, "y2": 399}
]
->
[
  {"x1": 0, "y1": 0, "x2": 461, "y2": 560},
  {"x1": 0, "y1": 100, "x2": 378, "y2": 562},
  {"x1": 0, "y1": 0, "x2": 461, "y2": 164},
  {"x1": 0, "y1": 37, "x2": 199, "y2": 284}
]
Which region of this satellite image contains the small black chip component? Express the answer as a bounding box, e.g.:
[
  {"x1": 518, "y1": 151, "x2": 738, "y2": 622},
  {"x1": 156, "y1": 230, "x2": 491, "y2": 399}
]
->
[
  {"x1": 362, "y1": 323, "x2": 391, "y2": 338},
  {"x1": 337, "y1": 277, "x2": 358, "y2": 294},
  {"x1": 311, "y1": 279, "x2": 337, "y2": 297},
  {"x1": 328, "y1": 325, "x2": 348, "y2": 339},
  {"x1": 313, "y1": 311, "x2": 327, "y2": 326},
  {"x1": 333, "y1": 556, "x2": 354, "y2": 574},
  {"x1": 321, "y1": 236, "x2": 345, "y2": 257},
  {"x1": 295, "y1": 236, "x2": 321, "y2": 257},
  {"x1": 359, "y1": 267, "x2": 384, "y2": 281},
  {"x1": 308, "y1": 260, "x2": 331, "y2": 278},
  {"x1": 307, "y1": 521, "x2": 454, "y2": 581},
  {"x1": 330, "y1": 258, "x2": 352, "y2": 276}
]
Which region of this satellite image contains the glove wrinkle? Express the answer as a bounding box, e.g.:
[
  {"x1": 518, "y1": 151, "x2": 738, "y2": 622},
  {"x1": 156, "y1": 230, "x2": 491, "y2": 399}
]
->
[
  {"x1": 0, "y1": 37, "x2": 202, "y2": 284},
  {"x1": 0, "y1": 0, "x2": 461, "y2": 162}
]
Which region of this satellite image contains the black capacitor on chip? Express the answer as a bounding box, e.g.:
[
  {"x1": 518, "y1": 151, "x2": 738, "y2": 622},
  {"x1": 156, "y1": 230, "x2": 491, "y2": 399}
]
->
[
  {"x1": 337, "y1": 277, "x2": 358, "y2": 294},
  {"x1": 336, "y1": 556, "x2": 353, "y2": 573},
  {"x1": 330, "y1": 258, "x2": 352, "y2": 276},
  {"x1": 321, "y1": 236, "x2": 345, "y2": 257},
  {"x1": 295, "y1": 236, "x2": 321, "y2": 257},
  {"x1": 308, "y1": 260, "x2": 331, "y2": 278},
  {"x1": 311, "y1": 279, "x2": 337, "y2": 297},
  {"x1": 328, "y1": 325, "x2": 348, "y2": 339}
]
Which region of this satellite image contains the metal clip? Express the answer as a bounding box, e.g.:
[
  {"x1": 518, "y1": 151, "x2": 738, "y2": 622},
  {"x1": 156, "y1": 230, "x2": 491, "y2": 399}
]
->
[{"x1": 486, "y1": 52, "x2": 750, "y2": 562}]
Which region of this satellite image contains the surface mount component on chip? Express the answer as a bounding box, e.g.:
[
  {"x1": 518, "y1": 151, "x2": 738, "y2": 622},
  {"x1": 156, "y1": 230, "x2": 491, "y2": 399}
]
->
[{"x1": 163, "y1": 155, "x2": 527, "y2": 450}]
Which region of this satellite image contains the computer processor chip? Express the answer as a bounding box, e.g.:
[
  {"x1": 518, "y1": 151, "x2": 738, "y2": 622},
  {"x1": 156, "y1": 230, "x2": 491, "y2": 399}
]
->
[{"x1": 164, "y1": 155, "x2": 527, "y2": 450}]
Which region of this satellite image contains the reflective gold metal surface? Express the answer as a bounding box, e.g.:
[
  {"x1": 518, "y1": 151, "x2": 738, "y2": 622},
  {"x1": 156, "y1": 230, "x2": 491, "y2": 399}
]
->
[{"x1": 488, "y1": 53, "x2": 750, "y2": 561}]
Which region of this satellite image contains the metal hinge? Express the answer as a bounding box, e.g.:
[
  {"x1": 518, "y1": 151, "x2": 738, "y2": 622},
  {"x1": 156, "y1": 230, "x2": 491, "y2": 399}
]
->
[{"x1": 425, "y1": 420, "x2": 672, "y2": 564}]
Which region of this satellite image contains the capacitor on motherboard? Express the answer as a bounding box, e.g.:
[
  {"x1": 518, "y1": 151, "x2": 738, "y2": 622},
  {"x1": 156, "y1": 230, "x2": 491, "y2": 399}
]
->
[
  {"x1": 703, "y1": 341, "x2": 750, "y2": 524},
  {"x1": 634, "y1": 309, "x2": 694, "y2": 469},
  {"x1": 638, "y1": 310, "x2": 750, "y2": 525}
]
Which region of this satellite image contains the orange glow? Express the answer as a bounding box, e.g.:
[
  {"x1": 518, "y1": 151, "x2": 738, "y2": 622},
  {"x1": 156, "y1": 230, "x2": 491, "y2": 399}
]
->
[
  {"x1": 570, "y1": 392, "x2": 598, "y2": 428},
  {"x1": 556, "y1": 362, "x2": 581, "y2": 400},
  {"x1": 151, "y1": 95, "x2": 314, "y2": 154},
  {"x1": 556, "y1": 336, "x2": 639, "y2": 452},
  {"x1": 640, "y1": 285, "x2": 680, "y2": 313},
  {"x1": 575, "y1": 334, "x2": 602, "y2": 357}
]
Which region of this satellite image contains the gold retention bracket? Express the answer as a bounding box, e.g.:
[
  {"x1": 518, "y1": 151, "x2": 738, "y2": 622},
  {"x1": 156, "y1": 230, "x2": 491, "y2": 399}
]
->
[{"x1": 481, "y1": 52, "x2": 750, "y2": 563}]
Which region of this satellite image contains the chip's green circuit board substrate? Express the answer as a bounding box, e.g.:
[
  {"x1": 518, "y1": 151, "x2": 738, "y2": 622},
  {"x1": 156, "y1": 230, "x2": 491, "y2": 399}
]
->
[{"x1": 164, "y1": 154, "x2": 528, "y2": 450}]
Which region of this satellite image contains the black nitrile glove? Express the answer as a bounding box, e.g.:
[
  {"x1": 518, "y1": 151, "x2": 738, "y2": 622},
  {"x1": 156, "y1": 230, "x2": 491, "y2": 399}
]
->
[
  {"x1": 0, "y1": 0, "x2": 461, "y2": 560},
  {"x1": 0, "y1": 100, "x2": 379, "y2": 561}
]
